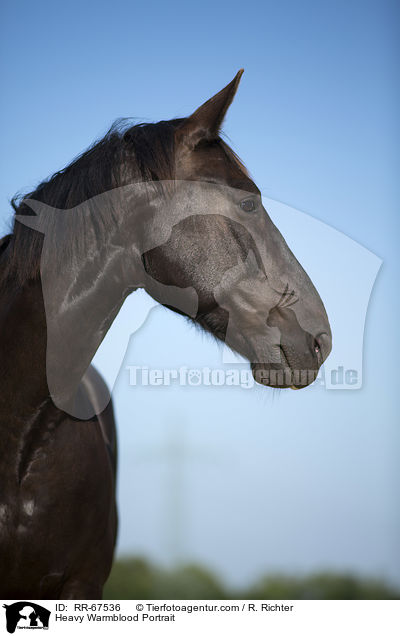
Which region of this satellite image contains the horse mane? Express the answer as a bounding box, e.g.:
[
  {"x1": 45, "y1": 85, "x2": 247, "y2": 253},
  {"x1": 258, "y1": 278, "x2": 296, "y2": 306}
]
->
[{"x1": 1, "y1": 117, "x2": 247, "y2": 288}]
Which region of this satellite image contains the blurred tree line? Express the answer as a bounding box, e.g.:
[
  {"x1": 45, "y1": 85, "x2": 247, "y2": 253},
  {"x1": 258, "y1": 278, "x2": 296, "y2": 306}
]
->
[{"x1": 104, "y1": 558, "x2": 399, "y2": 600}]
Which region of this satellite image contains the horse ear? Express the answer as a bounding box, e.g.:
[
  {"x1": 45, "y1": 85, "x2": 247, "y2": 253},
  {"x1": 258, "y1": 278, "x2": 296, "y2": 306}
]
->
[{"x1": 177, "y1": 69, "x2": 244, "y2": 148}]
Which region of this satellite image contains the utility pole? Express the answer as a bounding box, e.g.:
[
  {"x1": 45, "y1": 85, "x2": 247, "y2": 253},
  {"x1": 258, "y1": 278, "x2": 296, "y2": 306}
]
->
[{"x1": 134, "y1": 413, "x2": 217, "y2": 566}]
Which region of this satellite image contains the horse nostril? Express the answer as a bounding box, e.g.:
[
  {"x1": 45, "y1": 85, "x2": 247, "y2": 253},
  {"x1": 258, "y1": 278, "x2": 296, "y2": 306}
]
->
[
  {"x1": 314, "y1": 332, "x2": 332, "y2": 363},
  {"x1": 313, "y1": 338, "x2": 322, "y2": 363}
]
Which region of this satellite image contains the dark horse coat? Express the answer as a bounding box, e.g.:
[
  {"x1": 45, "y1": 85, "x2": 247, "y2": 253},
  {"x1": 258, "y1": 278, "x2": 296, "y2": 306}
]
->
[{"x1": 0, "y1": 70, "x2": 331, "y2": 599}]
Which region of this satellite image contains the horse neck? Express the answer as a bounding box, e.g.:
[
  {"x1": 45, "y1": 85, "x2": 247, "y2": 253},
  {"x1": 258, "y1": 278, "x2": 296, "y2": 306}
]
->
[
  {"x1": 0, "y1": 275, "x2": 49, "y2": 443},
  {"x1": 0, "y1": 179, "x2": 195, "y2": 418},
  {"x1": 0, "y1": 235, "x2": 132, "y2": 420},
  {"x1": 0, "y1": 281, "x2": 48, "y2": 484},
  {"x1": 38, "y1": 239, "x2": 134, "y2": 416}
]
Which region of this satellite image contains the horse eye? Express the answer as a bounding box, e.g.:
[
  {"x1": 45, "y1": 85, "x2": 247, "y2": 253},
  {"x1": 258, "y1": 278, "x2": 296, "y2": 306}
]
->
[{"x1": 240, "y1": 198, "x2": 257, "y2": 213}]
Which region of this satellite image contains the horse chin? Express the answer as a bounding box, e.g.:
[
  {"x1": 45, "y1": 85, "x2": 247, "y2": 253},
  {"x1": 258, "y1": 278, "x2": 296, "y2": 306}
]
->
[
  {"x1": 250, "y1": 363, "x2": 317, "y2": 390},
  {"x1": 251, "y1": 362, "x2": 292, "y2": 389}
]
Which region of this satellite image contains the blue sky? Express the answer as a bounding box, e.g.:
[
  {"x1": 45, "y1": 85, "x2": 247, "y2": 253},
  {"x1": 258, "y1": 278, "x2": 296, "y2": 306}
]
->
[{"x1": 0, "y1": 0, "x2": 399, "y2": 586}]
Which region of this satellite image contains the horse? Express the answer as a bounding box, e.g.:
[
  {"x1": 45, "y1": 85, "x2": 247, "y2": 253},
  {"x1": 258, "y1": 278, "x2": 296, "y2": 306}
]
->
[{"x1": 0, "y1": 69, "x2": 332, "y2": 599}]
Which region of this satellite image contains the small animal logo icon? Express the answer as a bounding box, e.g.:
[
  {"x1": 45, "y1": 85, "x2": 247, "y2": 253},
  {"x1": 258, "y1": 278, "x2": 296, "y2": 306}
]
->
[
  {"x1": 3, "y1": 602, "x2": 50, "y2": 633},
  {"x1": 188, "y1": 370, "x2": 202, "y2": 385}
]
